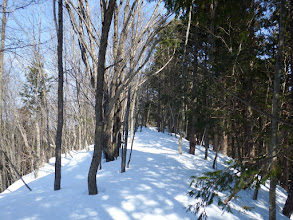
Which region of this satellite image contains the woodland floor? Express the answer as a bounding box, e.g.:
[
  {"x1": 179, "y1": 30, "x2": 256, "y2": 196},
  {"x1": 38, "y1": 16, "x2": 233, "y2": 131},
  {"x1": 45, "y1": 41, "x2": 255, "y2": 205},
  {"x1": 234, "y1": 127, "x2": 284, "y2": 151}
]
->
[{"x1": 0, "y1": 127, "x2": 290, "y2": 220}]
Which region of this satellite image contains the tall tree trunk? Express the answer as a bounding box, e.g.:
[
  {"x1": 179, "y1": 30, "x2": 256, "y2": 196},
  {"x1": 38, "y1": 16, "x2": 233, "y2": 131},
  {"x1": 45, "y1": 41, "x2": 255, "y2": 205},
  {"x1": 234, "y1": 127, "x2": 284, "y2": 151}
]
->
[
  {"x1": 291, "y1": 0, "x2": 293, "y2": 107},
  {"x1": 180, "y1": 5, "x2": 191, "y2": 154},
  {"x1": 88, "y1": 0, "x2": 115, "y2": 195},
  {"x1": 282, "y1": 1, "x2": 293, "y2": 217},
  {"x1": 121, "y1": 87, "x2": 131, "y2": 173},
  {"x1": 35, "y1": 120, "x2": 41, "y2": 178},
  {"x1": 204, "y1": 0, "x2": 215, "y2": 160},
  {"x1": 127, "y1": 82, "x2": 138, "y2": 168},
  {"x1": 105, "y1": 0, "x2": 131, "y2": 161},
  {"x1": 269, "y1": 0, "x2": 284, "y2": 219},
  {"x1": 0, "y1": 0, "x2": 7, "y2": 129},
  {"x1": 54, "y1": 0, "x2": 64, "y2": 191},
  {"x1": 189, "y1": 7, "x2": 198, "y2": 155},
  {"x1": 244, "y1": 0, "x2": 255, "y2": 160},
  {"x1": 0, "y1": 0, "x2": 7, "y2": 193},
  {"x1": 157, "y1": 73, "x2": 161, "y2": 132}
]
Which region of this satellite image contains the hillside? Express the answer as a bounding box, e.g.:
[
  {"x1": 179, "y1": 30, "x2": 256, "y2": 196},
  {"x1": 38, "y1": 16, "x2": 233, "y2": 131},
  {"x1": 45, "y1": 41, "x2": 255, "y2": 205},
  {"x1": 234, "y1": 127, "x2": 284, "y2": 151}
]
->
[{"x1": 0, "y1": 127, "x2": 290, "y2": 220}]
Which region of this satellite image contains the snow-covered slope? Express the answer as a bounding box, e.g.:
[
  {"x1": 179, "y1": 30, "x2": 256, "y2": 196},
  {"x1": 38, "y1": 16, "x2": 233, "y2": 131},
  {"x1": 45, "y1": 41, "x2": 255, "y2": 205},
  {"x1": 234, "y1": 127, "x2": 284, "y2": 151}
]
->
[{"x1": 0, "y1": 127, "x2": 290, "y2": 220}]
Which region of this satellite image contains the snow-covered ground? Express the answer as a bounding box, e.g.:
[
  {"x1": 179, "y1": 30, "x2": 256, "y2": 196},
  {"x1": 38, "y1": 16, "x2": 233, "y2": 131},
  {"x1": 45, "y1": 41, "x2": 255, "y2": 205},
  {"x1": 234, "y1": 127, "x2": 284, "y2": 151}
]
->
[{"x1": 0, "y1": 127, "x2": 291, "y2": 220}]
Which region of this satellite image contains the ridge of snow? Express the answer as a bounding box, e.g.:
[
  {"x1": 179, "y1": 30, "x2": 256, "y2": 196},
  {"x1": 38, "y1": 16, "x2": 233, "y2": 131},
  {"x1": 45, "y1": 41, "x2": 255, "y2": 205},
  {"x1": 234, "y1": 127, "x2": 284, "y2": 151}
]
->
[{"x1": 0, "y1": 127, "x2": 291, "y2": 220}]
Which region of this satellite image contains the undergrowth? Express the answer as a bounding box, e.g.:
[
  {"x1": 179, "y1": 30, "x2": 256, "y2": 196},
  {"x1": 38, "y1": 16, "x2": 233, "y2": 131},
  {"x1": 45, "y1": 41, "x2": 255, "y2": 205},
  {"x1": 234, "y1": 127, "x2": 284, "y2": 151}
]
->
[{"x1": 187, "y1": 160, "x2": 268, "y2": 220}]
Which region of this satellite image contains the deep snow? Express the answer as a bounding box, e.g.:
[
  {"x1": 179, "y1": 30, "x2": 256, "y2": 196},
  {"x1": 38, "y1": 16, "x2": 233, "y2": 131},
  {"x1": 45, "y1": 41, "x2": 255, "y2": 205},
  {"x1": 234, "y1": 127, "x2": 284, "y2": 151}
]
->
[{"x1": 0, "y1": 127, "x2": 291, "y2": 220}]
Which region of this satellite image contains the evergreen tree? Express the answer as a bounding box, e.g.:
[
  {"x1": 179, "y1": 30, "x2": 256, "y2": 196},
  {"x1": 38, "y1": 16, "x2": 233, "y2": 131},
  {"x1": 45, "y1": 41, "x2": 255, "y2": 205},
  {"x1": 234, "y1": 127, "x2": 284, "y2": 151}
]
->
[
  {"x1": 20, "y1": 61, "x2": 51, "y2": 113},
  {"x1": 146, "y1": 0, "x2": 293, "y2": 219}
]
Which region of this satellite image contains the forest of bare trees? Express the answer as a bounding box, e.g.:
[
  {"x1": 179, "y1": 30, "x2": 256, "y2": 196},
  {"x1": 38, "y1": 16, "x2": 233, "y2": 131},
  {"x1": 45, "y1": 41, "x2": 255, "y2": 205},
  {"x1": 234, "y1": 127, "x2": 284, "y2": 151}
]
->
[
  {"x1": 0, "y1": 0, "x2": 293, "y2": 219},
  {"x1": 0, "y1": 0, "x2": 169, "y2": 193}
]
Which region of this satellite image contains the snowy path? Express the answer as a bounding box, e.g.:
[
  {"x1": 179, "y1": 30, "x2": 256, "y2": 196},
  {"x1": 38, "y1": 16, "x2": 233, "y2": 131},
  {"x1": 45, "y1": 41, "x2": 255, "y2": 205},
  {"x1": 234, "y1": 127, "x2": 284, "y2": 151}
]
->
[{"x1": 0, "y1": 127, "x2": 290, "y2": 220}]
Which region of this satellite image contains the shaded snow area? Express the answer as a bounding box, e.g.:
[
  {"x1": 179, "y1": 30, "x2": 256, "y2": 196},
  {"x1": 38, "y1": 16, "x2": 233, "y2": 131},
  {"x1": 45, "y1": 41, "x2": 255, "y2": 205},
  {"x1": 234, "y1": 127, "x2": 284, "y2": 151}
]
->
[{"x1": 0, "y1": 127, "x2": 291, "y2": 220}]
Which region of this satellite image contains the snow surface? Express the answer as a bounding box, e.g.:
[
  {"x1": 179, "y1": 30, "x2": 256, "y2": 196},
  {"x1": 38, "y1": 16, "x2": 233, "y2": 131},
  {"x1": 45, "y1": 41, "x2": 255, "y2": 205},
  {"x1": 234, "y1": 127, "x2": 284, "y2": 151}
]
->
[{"x1": 0, "y1": 127, "x2": 291, "y2": 220}]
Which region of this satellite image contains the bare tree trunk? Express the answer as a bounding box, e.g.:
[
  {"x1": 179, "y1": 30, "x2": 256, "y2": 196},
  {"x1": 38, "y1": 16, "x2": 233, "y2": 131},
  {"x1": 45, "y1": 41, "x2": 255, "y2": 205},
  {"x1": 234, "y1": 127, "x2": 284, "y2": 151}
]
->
[
  {"x1": 0, "y1": 0, "x2": 7, "y2": 129},
  {"x1": 127, "y1": 84, "x2": 138, "y2": 168},
  {"x1": 204, "y1": 128, "x2": 209, "y2": 160},
  {"x1": 179, "y1": 6, "x2": 191, "y2": 155},
  {"x1": 221, "y1": 131, "x2": 228, "y2": 156},
  {"x1": 0, "y1": 1, "x2": 8, "y2": 189},
  {"x1": 54, "y1": 0, "x2": 64, "y2": 191},
  {"x1": 104, "y1": 0, "x2": 132, "y2": 161},
  {"x1": 0, "y1": 0, "x2": 7, "y2": 192},
  {"x1": 88, "y1": 0, "x2": 115, "y2": 195},
  {"x1": 282, "y1": 1, "x2": 293, "y2": 217},
  {"x1": 212, "y1": 126, "x2": 220, "y2": 169},
  {"x1": 203, "y1": 0, "x2": 215, "y2": 160},
  {"x1": 282, "y1": 179, "x2": 293, "y2": 218},
  {"x1": 157, "y1": 73, "x2": 161, "y2": 132},
  {"x1": 189, "y1": 7, "x2": 198, "y2": 155},
  {"x1": 121, "y1": 87, "x2": 131, "y2": 173},
  {"x1": 178, "y1": 128, "x2": 183, "y2": 154},
  {"x1": 221, "y1": 95, "x2": 228, "y2": 156},
  {"x1": 244, "y1": 0, "x2": 255, "y2": 160},
  {"x1": 269, "y1": 0, "x2": 284, "y2": 219},
  {"x1": 35, "y1": 120, "x2": 41, "y2": 178},
  {"x1": 212, "y1": 138, "x2": 221, "y2": 169}
]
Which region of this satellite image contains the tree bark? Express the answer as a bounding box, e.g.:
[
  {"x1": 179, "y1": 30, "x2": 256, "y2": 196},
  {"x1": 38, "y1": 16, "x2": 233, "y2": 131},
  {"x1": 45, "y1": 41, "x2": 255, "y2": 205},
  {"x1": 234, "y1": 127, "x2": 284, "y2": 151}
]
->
[
  {"x1": 291, "y1": 0, "x2": 293, "y2": 107},
  {"x1": 0, "y1": 0, "x2": 7, "y2": 129},
  {"x1": 104, "y1": 0, "x2": 135, "y2": 161},
  {"x1": 189, "y1": 7, "x2": 198, "y2": 155},
  {"x1": 244, "y1": 0, "x2": 255, "y2": 160},
  {"x1": 0, "y1": 2, "x2": 7, "y2": 189},
  {"x1": 0, "y1": 0, "x2": 7, "y2": 189},
  {"x1": 54, "y1": 0, "x2": 64, "y2": 191},
  {"x1": 35, "y1": 120, "x2": 41, "y2": 178},
  {"x1": 204, "y1": 128, "x2": 209, "y2": 160},
  {"x1": 212, "y1": 137, "x2": 221, "y2": 169},
  {"x1": 88, "y1": 0, "x2": 115, "y2": 195},
  {"x1": 121, "y1": 87, "x2": 131, "y2": 173},
  {"x1": 157, "y1": 73, "x2": 161, "y2": 132},
  {"x1": 269, "y1": 0, "x2": 284, "y2": 219},
  {"x1": 282, "y1": 179, "x2": 293, "y2": 218},
  {"x1": 282, "y1": 0, "x2": 293, "y2": 216},
  {"x1": 179, "y1": 5, "x2": 191, "y2": 154},
  {"x1": 127, "y1": 83, "x2": 138, "y2": 168}
]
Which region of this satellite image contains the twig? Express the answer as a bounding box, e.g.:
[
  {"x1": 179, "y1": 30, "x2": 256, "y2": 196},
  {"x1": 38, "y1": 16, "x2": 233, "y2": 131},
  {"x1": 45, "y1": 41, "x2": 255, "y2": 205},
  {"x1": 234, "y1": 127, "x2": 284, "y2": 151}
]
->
[{"x1": 0, "y1": 150, "x2": 32, "y2": 191}]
